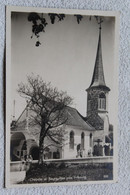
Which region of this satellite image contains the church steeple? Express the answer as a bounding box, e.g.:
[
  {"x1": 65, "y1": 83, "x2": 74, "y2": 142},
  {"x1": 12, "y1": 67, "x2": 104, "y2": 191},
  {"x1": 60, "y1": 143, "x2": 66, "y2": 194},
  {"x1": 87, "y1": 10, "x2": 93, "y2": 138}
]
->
[
  {"x1": 90, "y1": 27, "x2": 106, "y2": 88},
  {"x1": 86, "y1": 23, "x2": 110, "y2": 118}
]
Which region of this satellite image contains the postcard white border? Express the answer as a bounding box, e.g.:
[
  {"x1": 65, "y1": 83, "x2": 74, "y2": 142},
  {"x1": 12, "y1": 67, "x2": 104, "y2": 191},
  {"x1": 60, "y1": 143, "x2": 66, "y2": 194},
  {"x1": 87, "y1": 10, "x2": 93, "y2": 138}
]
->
[{"x1": 6, "y1": 5, "x2": 119, "y2": 188}]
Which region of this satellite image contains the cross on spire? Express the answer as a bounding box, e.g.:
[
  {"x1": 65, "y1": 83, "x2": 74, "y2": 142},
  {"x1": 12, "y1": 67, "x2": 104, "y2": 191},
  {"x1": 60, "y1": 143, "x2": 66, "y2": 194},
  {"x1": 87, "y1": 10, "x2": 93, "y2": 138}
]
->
[{"x1": 98, "y1": 17, "x2": 103, "y2": 30}]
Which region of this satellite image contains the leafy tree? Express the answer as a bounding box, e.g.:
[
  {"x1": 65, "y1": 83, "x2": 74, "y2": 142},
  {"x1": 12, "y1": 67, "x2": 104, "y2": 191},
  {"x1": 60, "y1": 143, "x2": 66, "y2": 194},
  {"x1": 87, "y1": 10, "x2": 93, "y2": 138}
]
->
[{"x1": 17, "y1": 74, "x2": 73, "y2": 163}]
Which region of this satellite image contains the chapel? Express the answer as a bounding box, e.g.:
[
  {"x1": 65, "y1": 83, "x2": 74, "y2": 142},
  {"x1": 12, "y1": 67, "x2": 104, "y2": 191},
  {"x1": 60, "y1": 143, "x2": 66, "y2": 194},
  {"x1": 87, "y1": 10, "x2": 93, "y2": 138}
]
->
[{"x1": 10, "y1": 26, "x2": 113, "y2": 161}]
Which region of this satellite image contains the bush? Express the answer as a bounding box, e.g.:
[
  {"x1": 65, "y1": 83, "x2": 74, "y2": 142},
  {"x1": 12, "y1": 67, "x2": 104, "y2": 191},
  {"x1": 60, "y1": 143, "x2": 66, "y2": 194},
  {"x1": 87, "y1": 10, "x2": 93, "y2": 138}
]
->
[
  {"x1": 47, "y1": 163, "x2": 57, "y2": 168},
  {"x1": 58, "y1": 162, "x2": 66, "y2": 169}
]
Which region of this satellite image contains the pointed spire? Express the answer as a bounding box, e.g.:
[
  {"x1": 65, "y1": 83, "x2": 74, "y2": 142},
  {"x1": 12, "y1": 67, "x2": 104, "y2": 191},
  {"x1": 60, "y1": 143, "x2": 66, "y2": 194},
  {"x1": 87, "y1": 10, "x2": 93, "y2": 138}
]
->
[{"x1": 90, "y1": 26, "x2": 106, "y2": 87}]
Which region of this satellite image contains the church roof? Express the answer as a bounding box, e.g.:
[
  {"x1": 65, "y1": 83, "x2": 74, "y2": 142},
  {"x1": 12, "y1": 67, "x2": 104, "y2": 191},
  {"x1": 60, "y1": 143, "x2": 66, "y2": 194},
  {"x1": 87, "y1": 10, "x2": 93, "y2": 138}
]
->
[
  {"x1": 87, "y1": 28, "x2": 110, "y2": 91},
  {"x1": 11, "y1": 106, "x2": 30, "y2": 131},
  {"x1": 85, "y1": 113, "x2": 104, "y2": 130},
  {"x1": 64, "y1": 106, "x2": 94, "y2": 130},
  {"x1": 11, "y1": 105, "x2": 95, "y2": 132}
]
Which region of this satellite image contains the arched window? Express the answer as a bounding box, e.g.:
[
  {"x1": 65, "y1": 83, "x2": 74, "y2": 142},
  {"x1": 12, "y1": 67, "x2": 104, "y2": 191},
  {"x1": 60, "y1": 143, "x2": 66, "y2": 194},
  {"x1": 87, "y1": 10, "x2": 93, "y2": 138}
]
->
[
  {"x1": 90, "y1": 133, "x2": 93, "y2": 147},
  {"x1": 70, "y1": 131, "x2": 74, "y2": 149},
  {"x1": 99, "y1": 93, "x2": 106, "y2": 110},
  {"x1": 81, "y1": 132, "x2": 85, "y2": 149}
]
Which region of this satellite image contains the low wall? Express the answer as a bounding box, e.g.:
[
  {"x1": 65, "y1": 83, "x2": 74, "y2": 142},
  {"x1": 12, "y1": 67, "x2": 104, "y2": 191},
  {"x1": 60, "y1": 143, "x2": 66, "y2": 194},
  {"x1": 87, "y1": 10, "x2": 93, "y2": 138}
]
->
[
  {"x1": 10, "y1": 161, "x2": 26, "y2": 172},
  {"x1": 10, "y1": 171, "x2": 26, "y2": 184},
  {"x1": 10, "y1": 161, "x2": 31, "y2": 172},
  {"x1": 44, "y1": 156, "x2": 113, "y2": 164},
  {"x1": 10, "y1": 156, "x2": 113, "y2": 172}
]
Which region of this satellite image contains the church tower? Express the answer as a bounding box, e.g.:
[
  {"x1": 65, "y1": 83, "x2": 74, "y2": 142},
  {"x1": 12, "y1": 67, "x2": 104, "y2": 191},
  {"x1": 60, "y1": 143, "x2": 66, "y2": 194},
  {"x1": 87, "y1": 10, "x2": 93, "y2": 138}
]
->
[{"x1": 86, "y1": 25, "x2": 110, "y2": 130}]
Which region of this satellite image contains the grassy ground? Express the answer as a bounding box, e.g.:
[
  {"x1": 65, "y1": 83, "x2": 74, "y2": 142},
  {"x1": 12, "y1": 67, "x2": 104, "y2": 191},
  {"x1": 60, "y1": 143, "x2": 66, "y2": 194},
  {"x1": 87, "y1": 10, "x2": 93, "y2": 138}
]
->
[{"x1": 22, "y1": 162, "x2": 113, "y2": 183}]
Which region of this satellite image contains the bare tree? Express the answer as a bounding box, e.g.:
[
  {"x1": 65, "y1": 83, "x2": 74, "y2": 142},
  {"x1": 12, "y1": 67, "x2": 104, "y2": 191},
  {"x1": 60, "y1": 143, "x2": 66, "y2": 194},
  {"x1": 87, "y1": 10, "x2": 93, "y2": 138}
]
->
[{"x1": 17, "y1": 74, "x2": 73, "y2": 163}]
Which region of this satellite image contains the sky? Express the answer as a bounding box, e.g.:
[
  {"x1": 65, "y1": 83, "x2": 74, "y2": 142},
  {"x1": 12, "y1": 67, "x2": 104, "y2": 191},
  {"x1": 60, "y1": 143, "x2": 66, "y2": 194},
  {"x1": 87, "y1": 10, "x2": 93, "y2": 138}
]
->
[{"x1": 11, "y1": 11, "x2": 115, "y2": 125}]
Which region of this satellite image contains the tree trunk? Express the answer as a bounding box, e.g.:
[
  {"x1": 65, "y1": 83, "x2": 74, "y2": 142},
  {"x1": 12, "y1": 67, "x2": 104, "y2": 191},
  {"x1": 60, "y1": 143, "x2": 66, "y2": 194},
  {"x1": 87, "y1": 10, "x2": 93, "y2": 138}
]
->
[
  {"x1": 38, "y1": 125, "x2": 45, "y2": 164},
  {"x1": 39, "y1": 140, "x2": 44, "y2": 164}
]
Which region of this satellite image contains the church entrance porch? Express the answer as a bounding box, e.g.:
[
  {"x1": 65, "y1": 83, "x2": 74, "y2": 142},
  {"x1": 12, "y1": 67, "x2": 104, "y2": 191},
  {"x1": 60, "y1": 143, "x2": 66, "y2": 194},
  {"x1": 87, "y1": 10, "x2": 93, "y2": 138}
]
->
[
  {"x1": 10, "y1": 132, "x2": 39, "y2": 161},
  {"x1": 29, "y1": 146, "x2": 39, "y2": 160},
  {"x1": 11, "y1": 132, "x2": 27, "y2": 161}
]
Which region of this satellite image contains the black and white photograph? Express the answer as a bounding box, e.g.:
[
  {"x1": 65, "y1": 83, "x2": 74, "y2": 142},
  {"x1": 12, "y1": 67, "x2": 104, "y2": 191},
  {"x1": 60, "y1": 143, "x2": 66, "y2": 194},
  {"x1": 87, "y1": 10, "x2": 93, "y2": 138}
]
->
[{"x1": 6, "y1": 6, "x2": 119, "y2": 187}]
